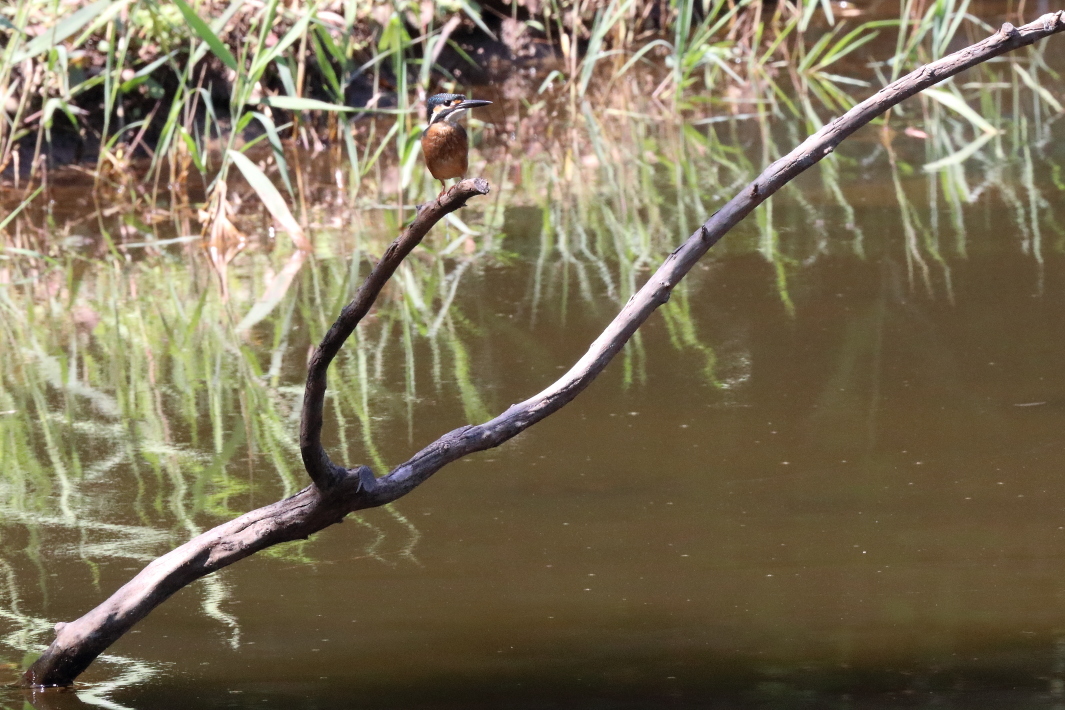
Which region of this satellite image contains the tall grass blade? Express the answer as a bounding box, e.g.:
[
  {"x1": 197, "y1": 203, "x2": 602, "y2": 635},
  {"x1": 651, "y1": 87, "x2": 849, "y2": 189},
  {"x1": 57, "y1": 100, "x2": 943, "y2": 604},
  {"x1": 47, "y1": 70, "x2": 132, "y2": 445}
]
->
[
  {"x1": 0, "y1": 187, "x2": 44, "y2": 232},
  {"x1": 617, "y1": 39, "x2": 673, "y2": 77},
  {"x1": 189, "y1": 0, "x2": 245, "y2": 65},
  {"x1": 236, "y1": 251, "x2": 309, "y2": 333},
  {"x1": 227, "y1": 150, "x2": 310, "y2": 250},
  {"x1": 259, "y1": 96, "x2": 355, "y2": 112},
  {"x1": 923, "y1": 88, "x2": 997, "y2": 134},
  {"x1": 251, "y1": 112, "x2": 294, "y2": 196},
  {"x1": 813, "y1": 20, "x2": 897, "y2": 72},
  {"x1": 11, "y1": 0, "x2": 115, "y2": 62},
  {"x1": 922, "y1": 130, "x2": 996, "y2": 171},
  {"x1": 1013, "y1": 64, "x2": 1064, "y2": 112},
  {"x1": 580, "y1": 0, "x2": 633, "y2": 95},
  {"x1": 250, "y1": 11, "x2": 312, "y2": 82},
  {"x1": 118, "y1": 51, "x2": 177, "y2": 92},
  {"x1": 310, "y1": 31, "x2": 343, "y2": 101},
  {"x1": 172, "y1": 0, "x2": 238, "y2": 71}
]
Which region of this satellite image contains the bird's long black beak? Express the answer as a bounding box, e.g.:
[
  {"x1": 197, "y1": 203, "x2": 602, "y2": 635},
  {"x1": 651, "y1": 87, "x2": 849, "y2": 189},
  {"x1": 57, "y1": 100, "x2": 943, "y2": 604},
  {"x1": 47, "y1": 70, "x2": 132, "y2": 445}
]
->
[{"x1": 456, "y1": 99, "x2": 492, "y2": 110}]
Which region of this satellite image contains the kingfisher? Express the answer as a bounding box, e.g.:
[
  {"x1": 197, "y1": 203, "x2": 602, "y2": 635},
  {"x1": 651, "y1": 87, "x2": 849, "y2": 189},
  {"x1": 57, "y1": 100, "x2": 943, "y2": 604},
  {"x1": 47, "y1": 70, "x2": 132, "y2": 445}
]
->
[{"x1": 421, "y1": 93, "x2": 492, "y2": 196}]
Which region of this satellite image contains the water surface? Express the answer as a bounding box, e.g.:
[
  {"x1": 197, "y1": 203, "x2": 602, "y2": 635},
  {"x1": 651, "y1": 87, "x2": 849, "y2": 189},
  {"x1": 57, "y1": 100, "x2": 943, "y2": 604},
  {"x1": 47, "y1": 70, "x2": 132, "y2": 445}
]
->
[{"x1": 3, "y1": 36, "x2": 1065, "y2": 710}]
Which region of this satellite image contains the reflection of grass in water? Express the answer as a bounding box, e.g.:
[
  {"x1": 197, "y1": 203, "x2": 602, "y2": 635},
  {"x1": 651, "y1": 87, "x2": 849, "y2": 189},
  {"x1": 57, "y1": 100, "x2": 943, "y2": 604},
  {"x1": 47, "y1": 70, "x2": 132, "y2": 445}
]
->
[
  {"x1": 888, "y1": 145, "x2": 935, "y2": 297},
  {"x1": 0, "y1": 240, "x2": 485, "y2": 674},
  {"x1": 1, "y1": 32, "x2": 1065, "y2": 696},
  {"x1": 757, "y1": 196, "x2": 795, "y2": 318},
  {"x1": 3, "y1": 66, "x2": 1063, "y2": 448},
  {"x1": 444, "y1": 313, "x2": 491, "y2": 426},
  {"x1": 661, "y1": 288, "x2": 720, "y2": 388},
  {"x1": 1020, "y1": 120, "x2": 1046, "y2": 293},
  {"x1": 0, "y1": 520, "x2": 165, "y2": 703}
]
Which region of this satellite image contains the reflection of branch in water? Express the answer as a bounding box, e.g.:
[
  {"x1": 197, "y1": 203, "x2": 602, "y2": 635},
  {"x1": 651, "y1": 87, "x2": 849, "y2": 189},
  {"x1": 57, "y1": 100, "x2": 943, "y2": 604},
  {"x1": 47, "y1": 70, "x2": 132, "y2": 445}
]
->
[
  {"x1": 20, "y1": 652, "x2": 160, "y2": 710},
  {"x1": 345, "y1": 507, "x2": 423, "y2": 567}
]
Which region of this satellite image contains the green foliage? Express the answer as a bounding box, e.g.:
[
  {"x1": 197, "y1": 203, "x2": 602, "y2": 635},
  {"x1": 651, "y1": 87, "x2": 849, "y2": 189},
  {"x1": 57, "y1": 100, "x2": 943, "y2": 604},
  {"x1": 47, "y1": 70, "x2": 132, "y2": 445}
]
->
[{"x1": 172, "y1": 0, "x2": 237, "y2": 70}]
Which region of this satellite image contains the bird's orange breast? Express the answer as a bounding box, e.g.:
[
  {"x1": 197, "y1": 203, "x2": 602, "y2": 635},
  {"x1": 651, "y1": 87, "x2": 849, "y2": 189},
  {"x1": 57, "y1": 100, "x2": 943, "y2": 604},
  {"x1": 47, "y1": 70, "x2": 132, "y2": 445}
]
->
[{"x1": 421, "y1": 123, "x2": 469, "y2": 180}]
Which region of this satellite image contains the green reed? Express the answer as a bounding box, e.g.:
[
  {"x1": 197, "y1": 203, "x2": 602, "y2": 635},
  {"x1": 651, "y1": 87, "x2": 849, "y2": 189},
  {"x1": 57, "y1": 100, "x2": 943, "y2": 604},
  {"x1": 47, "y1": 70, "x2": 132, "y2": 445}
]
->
[{"x1": 0, "y1": 0, "x2": 1018, "y2": 205}]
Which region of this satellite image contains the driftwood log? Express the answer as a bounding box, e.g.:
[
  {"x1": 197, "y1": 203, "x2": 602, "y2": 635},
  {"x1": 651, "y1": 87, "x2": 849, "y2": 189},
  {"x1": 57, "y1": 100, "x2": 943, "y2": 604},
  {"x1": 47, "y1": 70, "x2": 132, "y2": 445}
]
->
[{"x1": 21, "y1": 11, "x2": 1065, "y2": 689}]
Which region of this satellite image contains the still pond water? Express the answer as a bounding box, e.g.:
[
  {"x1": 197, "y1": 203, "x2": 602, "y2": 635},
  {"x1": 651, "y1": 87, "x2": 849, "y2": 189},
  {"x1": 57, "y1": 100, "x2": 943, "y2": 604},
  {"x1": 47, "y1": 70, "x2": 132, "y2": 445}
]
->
[{"x1": 4, "y1": 35, "x2": 1065, "y2": 710}]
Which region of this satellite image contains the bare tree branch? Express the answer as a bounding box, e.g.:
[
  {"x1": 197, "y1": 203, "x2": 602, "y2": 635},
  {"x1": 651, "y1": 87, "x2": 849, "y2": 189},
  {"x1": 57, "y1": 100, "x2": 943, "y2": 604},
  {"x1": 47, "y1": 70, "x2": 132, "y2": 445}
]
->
[
  {"x1": 20, "y1": 179, "x2": 490, "y2": 688},
  {"x1": 361, "y1": 13, "x2": 1065, "y2": 506},
  {"x1": 20, "y1": 11, "x2": 1065, "y2": 689},
  {"x1": 300, "y1": 178, "x2": 491, "y2": 489}
]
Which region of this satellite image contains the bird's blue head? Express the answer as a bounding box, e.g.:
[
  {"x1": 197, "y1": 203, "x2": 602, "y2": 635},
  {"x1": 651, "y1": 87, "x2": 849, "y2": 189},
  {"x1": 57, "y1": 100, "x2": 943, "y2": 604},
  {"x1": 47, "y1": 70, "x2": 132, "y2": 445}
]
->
[{"x1": 426, "y1": 93, "x2": 492, "y2": 125}]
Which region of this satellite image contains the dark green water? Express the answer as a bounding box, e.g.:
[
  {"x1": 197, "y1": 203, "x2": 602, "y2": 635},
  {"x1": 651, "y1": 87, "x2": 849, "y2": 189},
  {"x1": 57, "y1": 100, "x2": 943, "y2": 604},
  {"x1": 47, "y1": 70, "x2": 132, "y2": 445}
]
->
[{"x1": 5, "y1": 45, "x2": 1065, "y2": 710}]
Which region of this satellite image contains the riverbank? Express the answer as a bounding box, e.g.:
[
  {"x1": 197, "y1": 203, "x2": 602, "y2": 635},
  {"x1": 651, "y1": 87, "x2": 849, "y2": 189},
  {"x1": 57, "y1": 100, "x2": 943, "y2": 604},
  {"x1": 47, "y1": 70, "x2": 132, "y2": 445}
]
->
[{"x1": 2, "y1": 0, "x2": 1028, "y2": 185}]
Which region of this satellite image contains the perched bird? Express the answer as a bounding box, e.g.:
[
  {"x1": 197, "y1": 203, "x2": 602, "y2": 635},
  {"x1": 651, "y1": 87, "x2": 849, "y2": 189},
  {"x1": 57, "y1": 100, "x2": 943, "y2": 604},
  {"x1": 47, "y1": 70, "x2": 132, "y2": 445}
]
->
[{"x1": 421, "y1": 93, "x2": 492, "y2": 196}]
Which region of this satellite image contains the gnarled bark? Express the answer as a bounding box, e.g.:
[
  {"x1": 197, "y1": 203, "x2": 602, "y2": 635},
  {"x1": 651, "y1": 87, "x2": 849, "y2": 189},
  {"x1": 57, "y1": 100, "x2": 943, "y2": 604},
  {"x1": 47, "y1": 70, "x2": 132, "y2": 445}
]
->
[{"x1": 21, "y1": 11, "x2": 1065, "y2": 688}]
